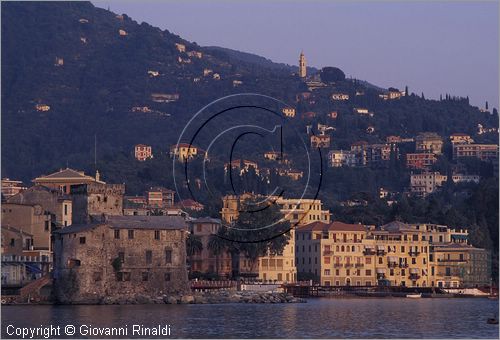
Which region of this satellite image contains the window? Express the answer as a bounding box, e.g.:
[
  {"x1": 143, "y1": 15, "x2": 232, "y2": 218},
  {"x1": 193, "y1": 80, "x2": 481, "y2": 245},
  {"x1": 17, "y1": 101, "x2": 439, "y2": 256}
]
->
[
  {"x1": 142, "y1": 272, "x2": 149, "y2": 281},
  {"x1": 93, "y1": 271, "x2": 102, "y2": 282},
  {"x1": 116, "y1": 272, "x2": 131, "y2": 281},
  {"x1": 118, "y1": 252, "x2": 125, "y2": 263},
  {"x1": 335, "y1": 269, "x2": 340, "y2": 276},
  {"x1": 412, "y1": 258, "x2": 416, "y2": 265},
  {"x1": 10, "y1": 239, "x2": 15, "y2": 247},
  {"x1": 128, "y1": 230, "x2": 134, "y2": 239},
  {"x1": 165, "y1": 272, "x2": 171, "y2": 281},
  {"x1": 114, "y1": 230, "x2": 120, "y2": 239},
  {"x1": 68, "y1": 259, "x2": 81, "y2": 268},
  {"x1": 146, "y1": 250, "x2": 152, "y2": 264},
  {"x1": 324, "y1": 257, "x2": 331, "y2": 264},
  {"x1": 366, "y1": 270, "x2": 372, "y2": 276},
  {"x1": 365, "y1": 257, "x2": 371, "y2": 265},
  {"x1": 79, "y1": 237, "x2": 86, "y2": 244},
  {"x1": 64, "y1": 204, "x2": 68, "y2": 216},
  {"x1": 401, "y1": 246, "x2": 405, "y2": 252},
  {"x1": 445, "y1": 267, "x2": 451, "y2": 276},
  {"x1": 324, "y1": 269, "x2": 331, "y2": 276},
  {"x1": 154, "y1": 230, "x2": 160, "y2": 240},
  {"x1": 378, "y1": 257, "x2": 383, "y2": 264},
  {"x1": 165, "y1": 249, "x2": 172, "y2": 264},
  {"x1": 45, "y1": 221, "x2": 50, "y2": 231}
]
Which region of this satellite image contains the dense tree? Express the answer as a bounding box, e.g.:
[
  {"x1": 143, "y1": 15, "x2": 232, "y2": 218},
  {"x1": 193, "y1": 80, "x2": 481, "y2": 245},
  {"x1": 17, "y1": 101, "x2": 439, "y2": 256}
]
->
[
  {"x1": 320, "y1": 67, "x2": 346, "y2": 83},
  {"x1": 219, "y1": 198, "x2": 291, "y2": 278}
]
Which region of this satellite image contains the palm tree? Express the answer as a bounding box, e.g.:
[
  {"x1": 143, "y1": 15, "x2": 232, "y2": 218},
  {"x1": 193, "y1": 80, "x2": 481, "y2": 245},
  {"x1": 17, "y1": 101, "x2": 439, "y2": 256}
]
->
[
  {"x1": 208, "y1": 233, "x2": 226, "y2": 278},
  {"x1": 186, "y1": 233, "x2": 203, "y2": 274}
]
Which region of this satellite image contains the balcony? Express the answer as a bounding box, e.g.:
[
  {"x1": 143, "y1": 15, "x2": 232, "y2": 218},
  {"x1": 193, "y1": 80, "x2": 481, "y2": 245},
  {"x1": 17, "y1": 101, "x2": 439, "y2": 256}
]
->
[
  {"x1": 363, "y1": 250, "x2": 376, "y2": 256},
  {"x1": 408, "y1": 251, "x2": 421, "y2": 257},
  {"x1": 355, "y1": 263, "x2": 364, "y2": 268},
  {"x1": 334, "y1": 263, "x2": 343, "y2": 268},
  {"x1": 344, "y1": 263, "x2": 353, "y2": 268},
  {"x1": 399, "y1": 263, "x2": 409, "y2": 268},
  {"x1": 387, "y1": 262, "x2": 397, "y2": 268},
  {"x1": 376, "y1": 250, "x2": 386, "y2": 256},
  {"x1": 323, "y1": 250, "x2": 333, "y2": 256},
  {"x1": 437, "y1": 258, "x2": 466, "y2": 263},
  {"x1": 409, "y1": 274, "x2": 421, "y2": 280}
]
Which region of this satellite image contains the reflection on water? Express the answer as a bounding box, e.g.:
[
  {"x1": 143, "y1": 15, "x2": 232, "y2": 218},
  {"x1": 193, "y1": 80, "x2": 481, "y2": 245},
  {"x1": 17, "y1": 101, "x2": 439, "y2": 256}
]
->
[{"x1": 2, "y1": 298, "x2": 498, "y2": 338}]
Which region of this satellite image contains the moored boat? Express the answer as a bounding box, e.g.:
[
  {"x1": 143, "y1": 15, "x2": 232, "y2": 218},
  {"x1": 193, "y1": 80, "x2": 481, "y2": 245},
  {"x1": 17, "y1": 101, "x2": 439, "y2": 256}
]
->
[{"x1": 406, "y1": 293, "x2": 422, "y2": 298}]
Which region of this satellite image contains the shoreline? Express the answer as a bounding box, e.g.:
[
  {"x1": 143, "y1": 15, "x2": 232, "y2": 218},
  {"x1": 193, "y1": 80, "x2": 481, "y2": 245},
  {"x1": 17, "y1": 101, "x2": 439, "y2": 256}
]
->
[{"x1": 2, "y1": 292, "x2": 495, "y2": 306}]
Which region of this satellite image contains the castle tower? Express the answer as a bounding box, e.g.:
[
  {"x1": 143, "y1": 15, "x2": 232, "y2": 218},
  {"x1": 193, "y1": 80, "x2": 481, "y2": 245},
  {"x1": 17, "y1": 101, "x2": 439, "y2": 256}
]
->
[{"x1": 299, "y1": 51, "x2": 307, "y2": 78}]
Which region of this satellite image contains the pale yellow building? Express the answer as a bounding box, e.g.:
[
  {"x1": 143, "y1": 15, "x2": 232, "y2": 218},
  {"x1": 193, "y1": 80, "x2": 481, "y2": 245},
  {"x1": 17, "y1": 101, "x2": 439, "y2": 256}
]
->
[
  {"x1": 296, "y1": 221, "x2": 372, "y2": 286},
  {"x1": 415, "y1": 132, "x2": 443, "y2": 155},
  {"x1": 170, "y1": 143, "x2": 199, "y2": 162},
  {"x1": 220, "y1": 194, "x2": 332, "y2": 282},
  {"x1": 282, "y1": 107, "x2": 296, "y2": 118}
]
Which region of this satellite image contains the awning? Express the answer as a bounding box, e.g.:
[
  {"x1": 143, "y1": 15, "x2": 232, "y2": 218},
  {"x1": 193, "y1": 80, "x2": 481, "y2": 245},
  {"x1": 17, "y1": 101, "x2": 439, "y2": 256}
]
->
[
  {"x1": 409, "y1": 268, "x2": 419, "y2": 274},
  {"x1": 376, "y1": 268, "x2": 386, "y2": 273},
  {"x1": 376, "y1": 245, "x2": 386, "y2": 250},
  {"x1": 388, "y1": 256, "x2": 398, "y2": 262},
  {"x1": 364, "y1": 245, "x2": 375, "y2": 249}
]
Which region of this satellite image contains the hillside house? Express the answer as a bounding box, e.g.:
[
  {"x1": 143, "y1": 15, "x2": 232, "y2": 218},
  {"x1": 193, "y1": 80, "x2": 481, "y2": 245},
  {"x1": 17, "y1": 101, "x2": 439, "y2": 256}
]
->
[
  {"x1": 282, "y1": 107, "x2": 296, "y2": 118},
  {"x1": 175, "y1": 43, "x2": 186, "y2": 53},
  {"x1": 151, "y1": 93, "x2": 179, "y2": 103},
  {"x1": 170, "y1": 143, "x2": 199, "y2": 162},
  {"x1": 134, "y1": 144, "x2": 153, "y2": 161},
  {"x1": 415, "y1": 132, "x2": 443, "y2": 155},
  {"x1": 310, "y1": 135, "x2": 331, "y2": 148},
  {"x1": 449, "y1": 133, "x2": 474, "y2": 145},
  {"x1": 331, "y1": 93, "x2": 349, "y2": 101},
  {"x1": 410, "y1": 172, "x2": 447, "y2": 197},
  {"x1": 35, "y1": 104, "x2": 50, "y2": 112},
  {"x1": 328, "y1": 150, "x2": 356, "y2": 168},
  {"x1": 187, "y1": 51, "x2": 202, "y2": 59},
  {"x1": 406, "y1": 153, "x2": 437, "y2": 170}
]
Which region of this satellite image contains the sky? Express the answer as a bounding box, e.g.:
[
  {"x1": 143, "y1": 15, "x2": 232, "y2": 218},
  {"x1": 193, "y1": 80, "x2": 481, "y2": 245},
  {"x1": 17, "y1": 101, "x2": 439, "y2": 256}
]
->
[{"x1": 94, "y1": 1, "x2": 499, "y2": 109}]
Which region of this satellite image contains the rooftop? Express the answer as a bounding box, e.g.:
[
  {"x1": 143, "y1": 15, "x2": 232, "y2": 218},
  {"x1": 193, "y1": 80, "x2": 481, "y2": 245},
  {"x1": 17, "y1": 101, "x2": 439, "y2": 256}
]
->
[{"x1": 54, "y1": 215, "x2": 187, "y2": 234}]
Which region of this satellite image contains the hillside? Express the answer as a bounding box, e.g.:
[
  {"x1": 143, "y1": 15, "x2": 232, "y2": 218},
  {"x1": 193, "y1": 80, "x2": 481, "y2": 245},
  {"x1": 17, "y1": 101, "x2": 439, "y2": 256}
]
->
[{"x1": 2, "y1": 1, "x2": 498, "y2": 188}]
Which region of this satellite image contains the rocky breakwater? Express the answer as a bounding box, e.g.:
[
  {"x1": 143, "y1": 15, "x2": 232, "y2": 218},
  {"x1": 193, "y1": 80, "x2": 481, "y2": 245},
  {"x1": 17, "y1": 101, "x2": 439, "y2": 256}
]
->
[{"x1": 164, "y1": 290, "x2": 306, "y2": 304}]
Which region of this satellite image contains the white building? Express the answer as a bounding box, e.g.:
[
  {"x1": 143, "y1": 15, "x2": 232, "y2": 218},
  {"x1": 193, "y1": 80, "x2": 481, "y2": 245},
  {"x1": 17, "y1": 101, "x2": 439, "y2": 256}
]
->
[
  {"x1": 327, "y1": 150, "x2": 356, "y2": 168},
  {"x1": 332, "y1": 93, "x2": 349, "y2": 101},
  {"x1": 410, "y1": 172, "x2": 447, "y2": 197},
  {"x1": 451, "y1": 174, "x2": 480, "y2": 184}
]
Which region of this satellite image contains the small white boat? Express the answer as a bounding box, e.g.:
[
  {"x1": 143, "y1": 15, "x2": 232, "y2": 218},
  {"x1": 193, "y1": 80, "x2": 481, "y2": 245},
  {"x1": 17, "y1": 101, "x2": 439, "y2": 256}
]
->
[{"x1": 406, "y1": 293, "x2": 422, "y2": 298}]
